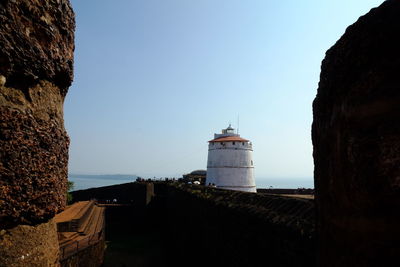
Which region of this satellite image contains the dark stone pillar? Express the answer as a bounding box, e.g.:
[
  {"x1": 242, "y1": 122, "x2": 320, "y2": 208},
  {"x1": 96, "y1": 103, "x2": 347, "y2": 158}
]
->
[
  {"x1": 312, "y1": 1, "x2": 400, "y2": 266},
  {"x1": 0, "y1": 0, "x2": 74, "y2": 265}
]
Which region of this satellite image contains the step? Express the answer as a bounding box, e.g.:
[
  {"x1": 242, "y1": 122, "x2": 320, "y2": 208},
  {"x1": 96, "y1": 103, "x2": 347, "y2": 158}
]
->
[
  {"x1": 74, "y1": 201, "x2": 95, "y2": 228},
  {"x1": 59, "y1": 232, "x2": 80, "y2": 247},
  {"x1": 83, "y1": 205, "x2": 103, "y2": 236},
  {"x1": 90, "y1": 206, "x2": 104, "y2": 235},
  {"x1": 54, "y1": 201, "x2": 90, "y2": 223},
  {"x1": 77, "y1": 206, "x2": 96, "y2": 235},
  {"x1": 94, "y1": 207, "x2": 105, "y2": 233},
  {"x1": 73, "y1": 201, "x2": 94, "y2": 220},
  {"x1": 57, "y1": 202, "x2": 106, "y2": 259}
]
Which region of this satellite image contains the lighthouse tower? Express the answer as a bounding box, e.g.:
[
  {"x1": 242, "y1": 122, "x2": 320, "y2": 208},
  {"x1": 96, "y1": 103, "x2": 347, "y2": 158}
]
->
[{"x1": 206, "y1": 125, "x2": 256, "y2": 192}]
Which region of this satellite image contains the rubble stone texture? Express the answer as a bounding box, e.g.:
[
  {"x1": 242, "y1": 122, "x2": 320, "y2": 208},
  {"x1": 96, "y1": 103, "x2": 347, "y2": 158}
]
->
[
  {"x1": 0, "y1": 220, "x2": 59, "y2": 267},
  {"x1": 312, "y1": 0, "x2": 400, "y2": 266},
  {"x1": 0, "y1": 0, "x2": 74, "y2": 228}
]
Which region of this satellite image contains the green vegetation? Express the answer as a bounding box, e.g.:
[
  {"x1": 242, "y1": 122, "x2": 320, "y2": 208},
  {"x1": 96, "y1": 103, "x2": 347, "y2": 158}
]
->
[{"x1": 67, "y1": 180, "x2": 74, "y2": 204}]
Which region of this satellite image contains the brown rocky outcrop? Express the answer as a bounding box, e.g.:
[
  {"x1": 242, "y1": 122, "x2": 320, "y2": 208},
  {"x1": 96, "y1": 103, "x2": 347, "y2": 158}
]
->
[
  {"x1": 0, "y1": 0, "x2": 74, "y2": 265},
  {"x1": 312, "y1": 0, "x2": 400, "y2": 266},
  {"x1": 0, "y1": 219, "x2": 60, "y2": 267},
  {"x1": 0, "y1": 0, "x2": 74, "y2": 228},
  {"x1": 0, "y1": 0, "x2": 74, "y2": 95}
]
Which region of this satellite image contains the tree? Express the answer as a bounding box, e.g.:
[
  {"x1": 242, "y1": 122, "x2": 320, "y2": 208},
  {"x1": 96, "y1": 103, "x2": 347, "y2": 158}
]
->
[{"x1": 67, "y1": 180, "x2": 74, "y2": 204}]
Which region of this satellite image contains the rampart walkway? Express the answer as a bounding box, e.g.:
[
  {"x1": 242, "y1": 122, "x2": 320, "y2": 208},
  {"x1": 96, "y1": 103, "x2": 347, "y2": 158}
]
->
[{"x1": 54, "y1": 200, "x2": 105, "y2": 261}]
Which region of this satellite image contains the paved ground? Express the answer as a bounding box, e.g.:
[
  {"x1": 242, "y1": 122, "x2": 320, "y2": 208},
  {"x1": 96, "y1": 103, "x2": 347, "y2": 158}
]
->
[{"x1": 54, "y1": 201, "x2": 90, "y2": 223}]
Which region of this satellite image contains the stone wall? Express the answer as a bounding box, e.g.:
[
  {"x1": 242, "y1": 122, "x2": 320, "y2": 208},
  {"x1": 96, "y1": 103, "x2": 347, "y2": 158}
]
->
[
  {"x1": 73, "y1": 182, "x2": 316, "y2": 266},
  {"x1": 60, "y1": 239, "x2": 105, "y2": 267},
  {"x1": 156, "y1": 183, "x2": 316, "y2": 266},
  {"x1": 312, "y1": 0, "x2": 400, "y2": 266},
  {"x1": 257, "y1": 188, "x2": 314, "y2": 195},
  {"x1": 0, "y1": 219, "x2": 59, "y2": 267},
  {"x1": 0, "y1": 0, "x2": 75, "y2": 265},
  {"x1": 71, "y1": 182, "x2": 154, "y2": 206}
]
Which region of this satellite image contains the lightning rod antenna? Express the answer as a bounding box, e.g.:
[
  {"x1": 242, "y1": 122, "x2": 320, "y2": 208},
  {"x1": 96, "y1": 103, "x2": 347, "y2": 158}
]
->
[{"x1": 237, "y1": 114, "x2": 240, "y2": 134}]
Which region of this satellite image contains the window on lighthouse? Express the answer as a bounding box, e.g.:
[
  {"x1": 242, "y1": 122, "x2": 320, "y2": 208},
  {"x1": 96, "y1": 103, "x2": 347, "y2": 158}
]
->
[{"x1": 232, "y1": 142, "x2": 235, "y2": 145}]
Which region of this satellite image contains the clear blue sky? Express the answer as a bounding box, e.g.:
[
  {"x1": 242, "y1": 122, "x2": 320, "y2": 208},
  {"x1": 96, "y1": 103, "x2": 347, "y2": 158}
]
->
[{"x1": 66, "y1": 0, "x2": 384, "y2": 181}]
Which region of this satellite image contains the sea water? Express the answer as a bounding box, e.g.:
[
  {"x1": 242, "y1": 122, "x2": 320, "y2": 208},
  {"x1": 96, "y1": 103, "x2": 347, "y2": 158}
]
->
[
  {"x1": 68, "y1": 174, "x2": 137, "y2": 191},
  {"x1": 256, "y1": 178, "x2": 314, "y2": 189}
]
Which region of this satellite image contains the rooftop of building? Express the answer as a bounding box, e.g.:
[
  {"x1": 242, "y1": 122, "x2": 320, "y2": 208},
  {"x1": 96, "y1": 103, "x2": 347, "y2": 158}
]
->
[
  {"x1": 209, "y1": 124, "x2": 250, "y2": 142},
  {"x1": 209, "y1": 136, "x2": 249, "y2": 143},
  {"x1": 190, "y1": 170, "x2": 207, "y2": 176}
]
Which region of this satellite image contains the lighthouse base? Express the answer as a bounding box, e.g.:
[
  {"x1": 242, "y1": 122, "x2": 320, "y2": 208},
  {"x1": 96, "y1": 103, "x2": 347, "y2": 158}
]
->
[
  {"x1": 217, "y1": 185, "x2": 257, "y2": 193},
  {"x1": 206, "y1": 167, "x2": 256, "y2": 193}
]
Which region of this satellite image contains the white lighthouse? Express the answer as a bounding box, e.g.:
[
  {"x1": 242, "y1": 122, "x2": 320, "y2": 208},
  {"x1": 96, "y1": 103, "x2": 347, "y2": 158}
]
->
[{"x1": 206, "y1": 125, "x2": 256, "y2": 193}]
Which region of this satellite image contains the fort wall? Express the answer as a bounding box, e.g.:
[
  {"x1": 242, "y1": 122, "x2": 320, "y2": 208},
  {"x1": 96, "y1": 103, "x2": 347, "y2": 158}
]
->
[
  {"x1": 71, "y1": 182, "x2": 154, "y2": 205},
  {"x1": 73, "y1": 182, "x2": 316, "y2": 266},
  {"x1": 0, "y1": 220, "x2": 59, "y2": 267},
  {"x1": 0, "y1": 1, "x2": 75, "y2": 265},
  {"x1": 312, "y1": 0, "x2": 400, "y2": 265},
  {"x1": 159, "y1": 183, "x2": 315, "y2": 266},
  {"x1": 60, "y1": 239, "x2": 105, "y2": 267}
]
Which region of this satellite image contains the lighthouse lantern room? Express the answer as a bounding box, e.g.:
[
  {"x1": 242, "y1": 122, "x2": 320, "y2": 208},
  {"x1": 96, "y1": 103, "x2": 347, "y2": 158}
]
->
[{"x1": 205, "y1": 125, "x2": 256, "y2": 192}]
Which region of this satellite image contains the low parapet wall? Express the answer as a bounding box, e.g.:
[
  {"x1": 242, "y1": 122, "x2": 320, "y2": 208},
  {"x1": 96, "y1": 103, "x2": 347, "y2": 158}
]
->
[
  {"x1": 72, "y1": 182, "x2": 316, "y2": 265},
  {"x1": 154, "y1": 183, "x2": 316, "y2": 266},
  {"x1": 257, "y1": 188, "x2": 315, "y2": 195},
  {"x1": 71, "y1": 182, "x2": 154, "y2": 205},
  {"x1": 60, "y1": 239, "x2": 105, "y2": 267}
]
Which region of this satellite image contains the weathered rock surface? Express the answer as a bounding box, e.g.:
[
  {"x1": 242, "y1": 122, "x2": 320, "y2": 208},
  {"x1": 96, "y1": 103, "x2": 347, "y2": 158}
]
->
[
  {"x1": 312, "y1": 0, "x2": 400, "y2": 266},
  {"x1": 0, "y1": 0, "x2": 74, "y2": 228},
  {"x1": 0, "y1": 0, "x2": 74, "y2": 95},
  {"x1": 0, "y1": 219, "x2": 59, "y2": 267}
]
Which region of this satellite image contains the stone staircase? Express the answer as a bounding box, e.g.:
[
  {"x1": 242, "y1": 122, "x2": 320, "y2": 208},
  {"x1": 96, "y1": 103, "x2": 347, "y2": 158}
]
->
[{"x1": 54, "y1": 201, "x2": 105, "y2": 259}]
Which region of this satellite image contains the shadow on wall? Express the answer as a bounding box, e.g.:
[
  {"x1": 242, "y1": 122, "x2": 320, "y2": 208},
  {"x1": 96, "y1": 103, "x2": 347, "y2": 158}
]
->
[
  {"x1": 312, "y1": 0, "x2": 400, "y2": 266},
  {"x1": 73, "y1": 182, "x2": 316, "y2": 266}
]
